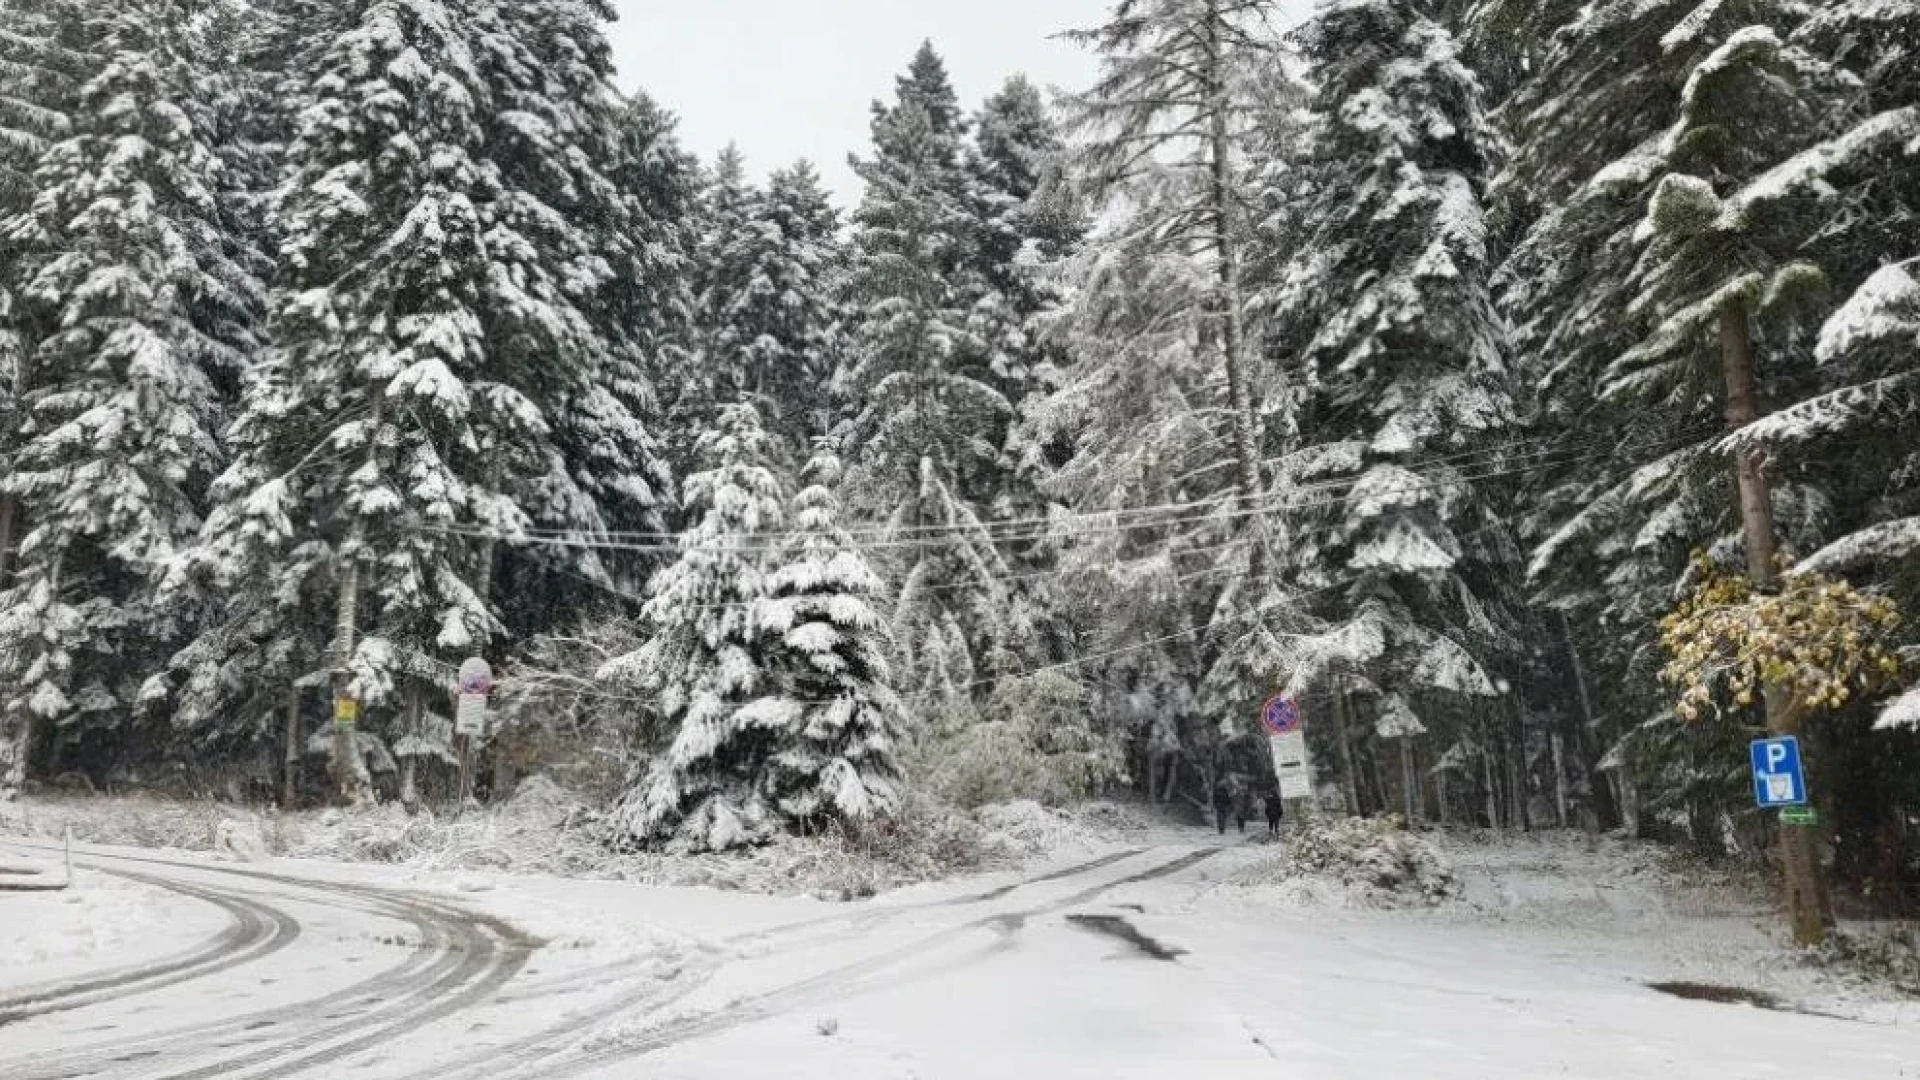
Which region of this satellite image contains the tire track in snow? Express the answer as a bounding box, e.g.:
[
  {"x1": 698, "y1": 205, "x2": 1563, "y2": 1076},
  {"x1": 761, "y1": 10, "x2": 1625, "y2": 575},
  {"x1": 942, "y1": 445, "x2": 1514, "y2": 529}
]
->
[
  {"x1": 407, "y1": 847, "x2": 1157, "y2": 1080},
  {"x1": 0, "y1": 853, "x2": 301, "y2": 1028},
  {"x1": 0, "y1": 845, "x2": 534, "y2": 1080},
  {"x1": 511, "y1": 847, "x2": 1224, "y2": 1079}
]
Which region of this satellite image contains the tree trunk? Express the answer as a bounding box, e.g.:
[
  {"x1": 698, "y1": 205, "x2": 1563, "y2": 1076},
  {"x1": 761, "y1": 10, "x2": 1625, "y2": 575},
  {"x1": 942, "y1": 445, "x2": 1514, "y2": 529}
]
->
[
  {"x1": 1508, "y1": 721, "x2": 1531, "y2": 832},
  {"x1": 1551, "y1": 730, "x2": 1569, "y2": 830},
  {"x1": 1399, "y1": 738, "x2": 1419, "y2": 823},
  {"x1": 1483, "y1": 750, "x2": 1500, "y2": 830},
  {"x1": 1334, "y1": 685, "x2": 1361, "y2": 815},
  {"x1": 0, "y1": 494, "x2": 17, "y2": 591},
  {"x1": 400, "y1": 684, "x2": 423, "y2": 813},
  {"x1": 330, "y1": 392, "x2": 383, "y2": 806},
  {"x1": 1719, "y1": 298, "x2": 1832, "y2": 946},
  {"x1": 282, "y1": 684, "x2": 301, "y2": 810},
  {"x1": 1204, "y1": 0, "x2": 1266, "y2": 588},
  {"x1": 1558, "y1": 610, "x2": 1618, "y2": 831}
]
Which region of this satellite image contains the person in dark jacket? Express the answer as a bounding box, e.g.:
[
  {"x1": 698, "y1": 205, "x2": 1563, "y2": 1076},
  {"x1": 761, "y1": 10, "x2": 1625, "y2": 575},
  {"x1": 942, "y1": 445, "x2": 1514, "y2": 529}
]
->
[
  {"x1": 1264, "y1": 791, "x2": 1285, "y2": 836},
  {"x1": 1212, "y1": 778, "x2": 1233, "y2": 835}
]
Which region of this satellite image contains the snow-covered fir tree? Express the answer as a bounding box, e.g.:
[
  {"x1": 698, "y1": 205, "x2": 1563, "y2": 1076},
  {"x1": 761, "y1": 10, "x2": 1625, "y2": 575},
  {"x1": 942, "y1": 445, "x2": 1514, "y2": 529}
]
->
[
  {"x1": 173, "y1": 0, "x2": 657, "y2": 797},
  {"x1": 693, "y1": 155, "x2": 844, "y2": 444},
  {"x1": 1256, "y1": 0, "x2": 1517, "y2": 813},
  {"x1": 837, "y1": 44, "x2": 1031, "y2": 702},
  {"x1": 0, "y1": 1, "x2": 262, "y2": 793},
  {"x1": 571, "y1": 88, "x2": 697, "y2": 571},
  {"x1": 680, "y1": 146, "x2": 760, "y2": 430},
  {"x1": 1470, "y1": 0, "x2": 1816, "y2": 831},
  {"x1": 1061, "y1": 0, "x2": 1289, "y2": 563},
  {"x1": 749, "y1": 449, "x2": 905, "y2": 829},
  {"x1": 602, "y1": 403, "x2": 788, "y2": 852}
]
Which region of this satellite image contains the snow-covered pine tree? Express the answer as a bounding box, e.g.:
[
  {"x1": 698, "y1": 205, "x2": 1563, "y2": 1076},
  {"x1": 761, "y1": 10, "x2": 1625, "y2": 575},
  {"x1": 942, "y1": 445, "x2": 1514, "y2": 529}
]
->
[
  {"x1": 1025, "y1": 223, "x2": 1237, "y2": 778},
  {"x1": 1256, "y1": 0, "x2": 1516, "y2": 806},
  {"x1": 970, "y1": 75, "x2": 1081, "y2": 406},
  {"x1": 693, "y1": 155, "x2": 843, "y2": 445},
  {"x1": 571, "y1": 88, "x2": 696, "y2": 570},
  {"x1": 464, "y1": 0, "x2": 678, "y2": 618},
  {"x1": 1061, "y1": 0, "x2": 1289, "y2": 569},
  {"x1": 601, "y1": 403, "x2": 787, "y2": 852},
  {"x1": 169, "y1": 0, "x2": 673, "y2": 798},
  {"x1": 172, "y1": 0, "x2": 625, "y2": 800},
  {"x1": 838, "y1": 44, "x2": 1029, "y2": 702},
  {"x1": 0, "y1": 1, "x2": 263, "y2": 792},
  {"x1": 681, "y1": 146, "x2": 759, "y2": 430},
  {"x1": 1468, "y1": 1, "x2": 1823, "y2": 832},
  {"x1": 749, "y1": 450, "x2": 905, "y2": 829},
  {"x1": 1032, "y1": 3, "x2": 1302, "y2": 802},
  {"x1": 0, "y1": 0, "x2": 83, "y2": 598}
]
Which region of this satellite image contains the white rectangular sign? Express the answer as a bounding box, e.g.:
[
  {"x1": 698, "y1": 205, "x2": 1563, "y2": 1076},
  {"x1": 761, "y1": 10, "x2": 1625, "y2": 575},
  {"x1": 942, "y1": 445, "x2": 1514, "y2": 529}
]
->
[
  {"x1": 1270, "y1": 731, "x2": 1313, "y2": 801},
  {"x1": 455, "y1": 694, "x2": 487, "y2": 737},
  {"x1": 1270, "y1": 731, "x2": 1308, "y2": 768}
]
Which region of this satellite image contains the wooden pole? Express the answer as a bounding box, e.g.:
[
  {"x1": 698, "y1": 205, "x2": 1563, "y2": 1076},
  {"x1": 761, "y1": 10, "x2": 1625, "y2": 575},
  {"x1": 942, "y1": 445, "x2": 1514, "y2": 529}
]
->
[
  {"x1": 281, "y1": 684, "x2": 300, "y2": 810},
  {"x1": 1718, "y1": 297, "x2": 1833, "y2": 946}
]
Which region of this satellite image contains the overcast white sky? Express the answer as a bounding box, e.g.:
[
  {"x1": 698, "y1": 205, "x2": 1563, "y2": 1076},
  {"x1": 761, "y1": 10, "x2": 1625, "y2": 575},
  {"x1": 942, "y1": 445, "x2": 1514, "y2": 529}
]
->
[{"x1": 606, "y1": 0, "x2": 1115, "y2": 205}]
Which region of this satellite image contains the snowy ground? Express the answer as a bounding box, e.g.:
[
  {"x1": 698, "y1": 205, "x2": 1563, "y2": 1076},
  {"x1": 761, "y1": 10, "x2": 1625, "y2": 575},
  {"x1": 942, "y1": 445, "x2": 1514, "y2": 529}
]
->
[{"x1": 2, "y1": 817, "x2": 1916, "y2": 1078}]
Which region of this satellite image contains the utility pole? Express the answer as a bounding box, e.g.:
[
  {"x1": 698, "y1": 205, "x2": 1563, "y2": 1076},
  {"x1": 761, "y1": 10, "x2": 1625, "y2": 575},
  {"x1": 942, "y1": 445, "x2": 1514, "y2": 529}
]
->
[{"x1": 1719, "y1": 297, "x2": 1833, "y2": 946}]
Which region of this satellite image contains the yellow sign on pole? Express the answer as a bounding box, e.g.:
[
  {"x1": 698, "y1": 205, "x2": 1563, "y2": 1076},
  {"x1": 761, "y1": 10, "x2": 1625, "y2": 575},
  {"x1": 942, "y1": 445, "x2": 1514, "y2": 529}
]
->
[{"x1": 334, "y1": 697, "x2": 360, "y2": 725}]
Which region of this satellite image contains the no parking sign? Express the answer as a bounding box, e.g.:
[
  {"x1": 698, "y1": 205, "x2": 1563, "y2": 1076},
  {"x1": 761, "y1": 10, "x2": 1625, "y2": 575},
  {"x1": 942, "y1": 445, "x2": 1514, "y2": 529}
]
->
[{"x1": 1262, "y1": 695, "x2": 1302, "y2": 736}]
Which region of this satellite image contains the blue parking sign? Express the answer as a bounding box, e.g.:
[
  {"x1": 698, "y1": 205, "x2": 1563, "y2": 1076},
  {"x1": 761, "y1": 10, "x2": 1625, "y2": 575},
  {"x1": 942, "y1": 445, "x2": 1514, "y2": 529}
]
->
[{"x1": 1750, "y1": 737, "x2": 1808, "y2": 808}]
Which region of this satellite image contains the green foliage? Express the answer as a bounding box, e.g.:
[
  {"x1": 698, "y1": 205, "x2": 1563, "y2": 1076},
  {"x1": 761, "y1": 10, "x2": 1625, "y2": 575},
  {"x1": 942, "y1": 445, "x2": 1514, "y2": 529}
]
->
[{"x1": 911, "y1": 673, "x2": 1124, "y2": 810}]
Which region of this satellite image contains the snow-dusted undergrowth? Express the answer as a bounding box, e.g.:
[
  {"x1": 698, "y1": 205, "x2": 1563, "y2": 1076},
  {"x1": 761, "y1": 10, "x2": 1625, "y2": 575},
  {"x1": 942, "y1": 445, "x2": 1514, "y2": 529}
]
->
[{"x1": 0, "y1": 788, "x2": 1145, "y2": 901}]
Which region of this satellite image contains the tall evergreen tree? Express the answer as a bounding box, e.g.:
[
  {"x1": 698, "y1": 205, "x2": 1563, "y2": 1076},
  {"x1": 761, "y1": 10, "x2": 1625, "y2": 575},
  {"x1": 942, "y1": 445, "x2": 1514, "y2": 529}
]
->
[
  {"x1": 0, "y1": 0, "x2": 262, "y2": 792},
  {"x1": 1062, "y1": 0, "x2": 1288, "y2": 571},
  {"x1": 175, "y1": 0, "x2": 657, "y2": 798},
  {"x1": 1256, "y1": 0, "x2": 1516, "y2": 810},
  {"x1": 838, "y1": 44, "x2": 1029, "y2": 701},
  {"x1": 602, "y1": 403, "x2": 787, "y2": 851},
  {"x1": 750, "y1": 449, "x2": 905, "y2": 828},
  {"x1": 693, "y1": 156, "x2": 842, "y2": 444}
]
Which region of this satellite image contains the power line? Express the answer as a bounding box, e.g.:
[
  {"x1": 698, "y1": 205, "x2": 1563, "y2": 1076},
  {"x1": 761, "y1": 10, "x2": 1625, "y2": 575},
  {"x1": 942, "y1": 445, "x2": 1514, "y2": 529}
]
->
[
  {"x1": 483, "y1": 424, "x2": 1715, "y2": 548},
  {"x1": 403, "y1": 427, "x2": 1711, "y2": 558}
]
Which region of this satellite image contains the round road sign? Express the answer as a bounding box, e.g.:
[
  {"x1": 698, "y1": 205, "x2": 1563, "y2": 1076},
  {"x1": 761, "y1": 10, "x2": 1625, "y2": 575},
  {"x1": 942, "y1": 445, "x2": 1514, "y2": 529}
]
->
[{"x1": 1262, "y1": 695, "x2": 1302, "y2": 736}]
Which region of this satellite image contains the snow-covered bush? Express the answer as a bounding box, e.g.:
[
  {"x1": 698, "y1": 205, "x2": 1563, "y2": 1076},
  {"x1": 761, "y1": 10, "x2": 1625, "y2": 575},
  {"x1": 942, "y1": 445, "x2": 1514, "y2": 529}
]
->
[
  {"x1": 912, "y1": 673, "x2": 1124, "y2": 810},
  {"x1": 1239, "y1": 815, "x2": 1456, "y2": 906},
  {"x1": 1806, "y1": 927, "x2": 1920, "y2": 997}
]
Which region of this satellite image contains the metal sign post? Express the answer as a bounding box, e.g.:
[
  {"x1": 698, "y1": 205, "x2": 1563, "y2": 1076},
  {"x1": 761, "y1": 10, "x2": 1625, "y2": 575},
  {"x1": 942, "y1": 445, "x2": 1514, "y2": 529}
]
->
[{"x1": 454, "y1": 658, "x2": 493, "y2": 813}]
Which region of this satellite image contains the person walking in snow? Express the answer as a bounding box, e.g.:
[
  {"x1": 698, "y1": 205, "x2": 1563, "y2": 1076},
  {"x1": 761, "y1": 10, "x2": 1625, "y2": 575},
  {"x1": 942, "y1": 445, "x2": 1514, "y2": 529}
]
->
[
  {"x1": 1264, "y1": 790, "x2": 1285, "y2": 836},
  {"x1": 1212, "y1": 777, "x2": 1233, "y2": 835}
]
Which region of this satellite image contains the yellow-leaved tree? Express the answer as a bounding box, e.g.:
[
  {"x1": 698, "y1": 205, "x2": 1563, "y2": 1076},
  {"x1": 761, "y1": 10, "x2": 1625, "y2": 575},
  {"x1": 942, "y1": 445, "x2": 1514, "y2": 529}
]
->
[{"x1": 1661, "y1": 554, "x2": 1903, "y2": 728}]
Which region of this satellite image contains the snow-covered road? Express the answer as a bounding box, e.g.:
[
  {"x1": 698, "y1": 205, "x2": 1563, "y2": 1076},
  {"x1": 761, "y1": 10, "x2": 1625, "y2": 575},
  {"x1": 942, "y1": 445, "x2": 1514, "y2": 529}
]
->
[{"x1": 2, "y1": 836, "x2": 1914, "y2": 1079}]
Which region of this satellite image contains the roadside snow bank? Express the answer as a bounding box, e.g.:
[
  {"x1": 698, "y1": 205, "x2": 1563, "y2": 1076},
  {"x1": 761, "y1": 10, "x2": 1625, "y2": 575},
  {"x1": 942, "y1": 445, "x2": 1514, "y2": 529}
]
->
[
  {"x1": 0, "y1": 870, "x2": 222, "y2": 976},
  {"x1": 1230, "y1": 816, "x2": 1457, "y2": 907},
  {"x1": 9, "y1": 788, "x2": 1167, "y2": 901}
]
